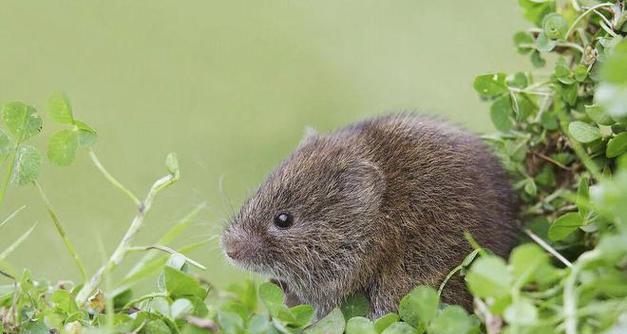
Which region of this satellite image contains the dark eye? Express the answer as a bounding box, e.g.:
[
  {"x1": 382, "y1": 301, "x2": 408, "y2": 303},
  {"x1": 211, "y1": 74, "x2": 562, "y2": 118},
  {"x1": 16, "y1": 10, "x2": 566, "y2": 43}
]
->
[{"x1": 273, "y1": 212, "x2": 293, "y2": 229}]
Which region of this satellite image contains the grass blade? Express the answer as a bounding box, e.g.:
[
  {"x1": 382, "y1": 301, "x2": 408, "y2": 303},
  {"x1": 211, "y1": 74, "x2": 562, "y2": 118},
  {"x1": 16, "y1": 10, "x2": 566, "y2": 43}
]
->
[
  {"x1": 0, "y1": 223, "x2": 37, "y2": 261},
  {"x1": 112, "y1": 239, "x2": 210, "y2": 296},
  {"x1": 0, "y1": 205, "x2": 26, "y2": 230}
]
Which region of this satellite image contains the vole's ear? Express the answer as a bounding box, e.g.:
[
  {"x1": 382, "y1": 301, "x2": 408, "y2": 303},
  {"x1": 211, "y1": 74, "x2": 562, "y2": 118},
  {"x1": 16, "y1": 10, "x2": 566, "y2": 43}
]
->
[
  {"x1": 297, "y1": 126, "x2": 319, "y2": 148},
  {"x1": 340, "y1": 159, "x2": 386, "y2": 216}
]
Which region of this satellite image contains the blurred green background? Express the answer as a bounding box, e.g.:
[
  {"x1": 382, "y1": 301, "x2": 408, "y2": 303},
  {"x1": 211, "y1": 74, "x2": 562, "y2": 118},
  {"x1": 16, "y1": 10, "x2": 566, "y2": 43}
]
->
[{"x1": 0, "y1": 1, "x2": 526, "y2": 288}]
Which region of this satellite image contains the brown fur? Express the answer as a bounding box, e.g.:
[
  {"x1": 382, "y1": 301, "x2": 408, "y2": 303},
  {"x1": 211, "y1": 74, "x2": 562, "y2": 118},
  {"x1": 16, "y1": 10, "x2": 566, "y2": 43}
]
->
[{"x1": 221, "y1": 113, "x2": 518, "y2": 318}]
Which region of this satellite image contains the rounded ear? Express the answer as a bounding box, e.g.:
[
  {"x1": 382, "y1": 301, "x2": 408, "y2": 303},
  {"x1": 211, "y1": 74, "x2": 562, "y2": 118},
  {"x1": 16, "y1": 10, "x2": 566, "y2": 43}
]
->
[
  {"x1": 340, "y1": 159, "x2": 385, "y2": 216},
  {"x1": 298, "y1": 126, "x2": 319, "y2": 147}
]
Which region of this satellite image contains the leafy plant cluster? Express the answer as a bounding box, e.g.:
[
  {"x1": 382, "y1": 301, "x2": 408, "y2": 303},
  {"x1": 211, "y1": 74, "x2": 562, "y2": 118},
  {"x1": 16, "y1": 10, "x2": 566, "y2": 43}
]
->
[
  {"x1": 2, "y1": 0, "x2": 627, "y2": 333},
  {"x1": 467, "y1": 0, "x2": 627, "y2": 333}
]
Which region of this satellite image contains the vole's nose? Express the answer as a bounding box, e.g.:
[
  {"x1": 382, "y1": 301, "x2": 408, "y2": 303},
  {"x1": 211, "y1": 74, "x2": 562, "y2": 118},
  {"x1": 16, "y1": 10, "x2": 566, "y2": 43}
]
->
[{"x1": 221, "y1": 234, "x2": 247, "y2": 261}]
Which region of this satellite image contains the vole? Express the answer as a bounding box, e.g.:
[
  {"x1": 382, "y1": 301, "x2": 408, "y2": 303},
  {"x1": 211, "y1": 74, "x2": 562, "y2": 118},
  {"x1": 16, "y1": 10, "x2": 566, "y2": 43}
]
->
[{"x1": 221, "y1": 113, "x2": 518, "y2": 318}]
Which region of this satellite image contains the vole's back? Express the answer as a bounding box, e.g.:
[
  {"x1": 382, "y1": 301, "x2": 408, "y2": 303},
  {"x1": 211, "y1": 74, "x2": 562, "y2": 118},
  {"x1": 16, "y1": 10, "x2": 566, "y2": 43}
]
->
[{"x1": 337, "y1": 114, "x2": 518, "y2": 309}]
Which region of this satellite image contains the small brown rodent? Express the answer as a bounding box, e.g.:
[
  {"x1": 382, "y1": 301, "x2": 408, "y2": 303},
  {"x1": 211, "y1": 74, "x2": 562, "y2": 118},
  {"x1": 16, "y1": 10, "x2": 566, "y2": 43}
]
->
[{"x1": 221, "y1": 113, "x2": 518, "y2": 318}]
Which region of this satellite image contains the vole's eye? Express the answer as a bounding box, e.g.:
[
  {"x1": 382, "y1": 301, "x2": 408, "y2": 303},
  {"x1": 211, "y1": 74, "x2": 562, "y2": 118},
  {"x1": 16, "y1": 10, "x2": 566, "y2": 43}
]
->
[{"x1": 273, "y1": 212, "x2": 293, "y2": 229}]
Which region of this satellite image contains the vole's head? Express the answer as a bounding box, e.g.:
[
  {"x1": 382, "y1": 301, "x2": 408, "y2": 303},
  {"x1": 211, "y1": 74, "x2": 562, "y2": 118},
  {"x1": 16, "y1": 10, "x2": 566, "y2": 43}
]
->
[{"x1": 221, "y1": 129, "x2": 385, "y2": 287}]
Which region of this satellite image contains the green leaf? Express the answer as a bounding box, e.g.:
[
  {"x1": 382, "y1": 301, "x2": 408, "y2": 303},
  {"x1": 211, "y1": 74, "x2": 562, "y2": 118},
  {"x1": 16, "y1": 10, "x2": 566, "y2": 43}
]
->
[
  {"x1": 143, "y1": 319, "x2": 171, "y2": 334},
  {"x1": 171, "y1": 298, "x2": 194, "y2": 319},
  {"x1": 163, "y1": 266, "x2": 206, "y2": 300},
  {"x1": 509, "y1": 243, "x2": 549, "y2": 285},
  {"x1": 473, "y1": 73, "x2": 508, "y2": 97},
  {"x1": 561, "y1": 82, "x2": 578, "y2": 106},
  {"x1": 601, "y1": 40, "x2": 627, "y2": 86},
  {"x1": 577, "y1": 176, "x2": 590, "y2": 218},
  {"x1": 258, "y1": 282, "x2": 296, "y2": 322},
  {"x1": 428, "y1": 305, "x2": 476, "y2": 334},
  {"x1": 51, "y1": 289, "x2": 79, "y2": 314},
  {"x1": 518, "y1": 0, "x2": 553, "y2": 26},
  {"x1": 466, "y1": 256, "x2": 512, "y2": 298},
  {"x1": 48, "y1": 92, "x2": 75, "y2": 124},
  {"x1": 503, "y1": 299, "x2": 538, "y2": 326},
  {"x1": 542, "y1": 13, "x2": 568, "y2": 40},
  {"x1": 374, "y1": 313, "x2": 400, "y2": 333},
  {"x1": 548, "y1": 212, "x2": 583, "y2": 241},
  {"x1": 247, "y1": 314, "x2": 272, "y2": 334},
  {"x1": 114, "y1": 240, "x2": 208, "y2": 296},
  {"x1": 535, "y1": 165, "x2": 556, "y2": 187},
  {"x1": 568, "y1": 121, "x2": 601, "y2": 143},
  {"x1": 112, "y1": 289, "x2": 133, "y2": 309},
  {"x1": 341, "y1": 293, "x2": 370, "y2": 319},
  {"x1": 75, "y1": 120, "x2": 97, "y2": 147},
  {"x1": 530, "y1": 50, "x2": 546, "y2": 67},
  {"x1": 346, "y1": 317, "x2": 377, "y2": 334},
  {"x1": 585, "y1": 105, "x2": 614, "y2": 126},
  {"x1": 398, "y1": 285, "x2": 439, "y2": 327},
  {"x1": 304, "y1": 308, "x2": 345, "y2": 334},
  {"x1": 574, "y1": 64, "x2": 588, "y2": 82},
  {"x1": 258, "y1": 282, "x2": 284, "y2": 306},
  {"x1": 12, "y1": 145, "x2": 41, "y2": 185},
  {"x1": 523, "y1": 178, "x2": 537, "y2": 196},
  {"x1": 514, "y1": 93, "x2": 536, "y2": 121},
  {"x1": 1, "y1": 102, "x2": 42, "y2": 143},
  {"x1": 513, "y1": 32, "x2": 534, "y2": 54},
  {"x1": 381, "y1": 322, "x2": 417, "y2": 334},
  {"x1": 47, "y1": 129, "x2": 79, "y2": 166},
  {"x1": 21, "y1": 320, "x2": 49, "y2": 334},
  {"x1": 490, "y1": 95, "x2": 514, "y2": 132},
  {"x1": 291, "y1": 304, "x2": 315, "y2": 327},
  {"x1": 225, "y1": 280, "x2": 257, "y2": 313},
  {"x1": 607, "y1": 132, "x2": 627, "y2": 158},
  {"x1": 540, "y1": 110, "x2": 558, "y2": 130},
  {"x1": 554, "y1": 58, "x2": 574, "y2": 85},
  {"x1": 218, "y1": 310, "x2": 245, "y2": 333},
  {"x1": 508, "y1": 72, "x2": 529, "y2": 89},
  {"x1": 535, "y1": 32, "x2": 556, "y2": 52}
]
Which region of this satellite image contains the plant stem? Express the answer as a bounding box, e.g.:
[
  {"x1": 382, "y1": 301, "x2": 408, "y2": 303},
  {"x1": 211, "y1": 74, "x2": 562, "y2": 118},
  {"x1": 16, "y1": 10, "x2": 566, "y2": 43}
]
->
[
  {"x1": 509, "y1": 87, "x2": 553, "y2": 97},
  {"x1": 35, "y1": 181, "x2": 87, "y2": 281},
  {"x1": 0, "y1": 269, "x2": 14, "y2": 280},
  {"x1": 524, "y1": 229, "x2": 572, "y2": 267},
  {"x1": 564, "y1": 249, "x2": 600, "y2": 334},
  {"x1": 438, "y1": 248, "x2": 481, "y2": 295},
  {"x1": 566, "y1": 3, "x2": 615, "y2": 38},
  {"x1": 122, "y1": 292, "x2": 169, "y2": 310},
  {"x1": 75, "y1": 171, "x2": 178, "y2": 305},
  {"x1": 0, "y1": 148, "x2": 18, "y2": 208},
  {"x1": 555, "y1": 42, "x2": 585, "y2": 53},
  {"x1": 126, "y1": 245, "x2": 207, "y2": 270},
  {"x1": 88, "y1": 149, "x2": 141, "y2": 206},
  {"x1": 125, "y1": 203, "x2": 206, "y2": 278}
]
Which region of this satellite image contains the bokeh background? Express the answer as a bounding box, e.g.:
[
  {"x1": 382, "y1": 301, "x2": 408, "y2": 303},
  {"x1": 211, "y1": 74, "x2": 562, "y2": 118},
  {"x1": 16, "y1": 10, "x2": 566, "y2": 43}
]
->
[{"x1": 0, "y1": 1, "x2": 526, "y2": 288}]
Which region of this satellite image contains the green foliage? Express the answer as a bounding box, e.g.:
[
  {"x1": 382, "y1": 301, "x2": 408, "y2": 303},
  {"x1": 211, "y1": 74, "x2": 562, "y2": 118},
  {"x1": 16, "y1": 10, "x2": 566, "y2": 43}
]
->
[
  {"x1": 467, "y1": 1, "x2": 627, "y2": 333},
  {"x1": 398, "y1": 286, "x2": 439, "y2": 328},
  {"x1": 2, "y1": 1, "x2": 627, "y2": 333}
]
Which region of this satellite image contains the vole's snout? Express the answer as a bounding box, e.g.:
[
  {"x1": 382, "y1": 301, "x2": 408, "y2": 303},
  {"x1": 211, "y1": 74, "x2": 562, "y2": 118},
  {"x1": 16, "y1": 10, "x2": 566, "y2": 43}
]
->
[
  {"x1": 221, "y1": 228, "x2": 260, "y2": 263},
  {"x1": 222, "y1": 236, "x2": 245, "y2": 261}
]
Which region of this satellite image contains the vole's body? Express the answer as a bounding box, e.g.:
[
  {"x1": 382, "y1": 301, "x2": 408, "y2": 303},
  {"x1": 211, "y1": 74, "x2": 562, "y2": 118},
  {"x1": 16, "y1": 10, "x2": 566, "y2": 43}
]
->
[{"x1": 222, "y1": 114, "x2": 518, "y2": 318}]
